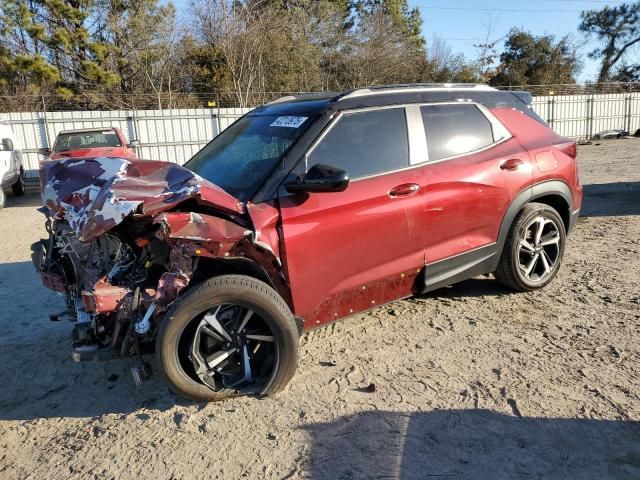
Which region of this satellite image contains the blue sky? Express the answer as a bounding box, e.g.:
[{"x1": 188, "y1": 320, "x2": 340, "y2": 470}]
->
[
  {"x1": 174, "y1": 0, "x2": 636, "y2": 82},
  {"x1": 413, "y1": 0, "x2": 632, "y2": 82}
]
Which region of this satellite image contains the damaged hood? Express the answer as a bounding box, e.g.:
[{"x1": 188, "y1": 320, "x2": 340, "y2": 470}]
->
[{"x1": 41, "y1": 157, "x2": 245, "y2": 242}]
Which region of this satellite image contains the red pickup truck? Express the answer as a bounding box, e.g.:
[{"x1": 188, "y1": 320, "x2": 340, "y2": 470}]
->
[{"x1": 40, "y1": 127, "x2": 139, "y2": 161}]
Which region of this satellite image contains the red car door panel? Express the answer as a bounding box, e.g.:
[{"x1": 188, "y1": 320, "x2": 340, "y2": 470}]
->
[
  {"x1": 280, "y1": 169, "x2": 426, "y2": 327},
  {"x1": 422, "y1": 137, "x2": 532, "y2": 264}
]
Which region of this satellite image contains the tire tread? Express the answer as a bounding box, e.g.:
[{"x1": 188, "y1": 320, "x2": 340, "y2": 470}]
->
[{"x1": 157, "y1": 274, "x2": 298, "y2": 402}]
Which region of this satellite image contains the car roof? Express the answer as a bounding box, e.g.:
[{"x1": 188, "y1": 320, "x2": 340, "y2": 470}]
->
[
  {"x1": 58, "y1": 127, "x2": 119, "y2": 134},
  {"x1": 249, "y1": 83, "x2": 534, "y2": 116}
]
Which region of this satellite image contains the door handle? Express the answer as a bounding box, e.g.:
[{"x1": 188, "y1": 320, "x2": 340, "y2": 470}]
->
[
  {"x1": 500, "y1": 158, "x2": 524, "y2": 171},
  {"x1": 389, "y1": 183, "x2": 420, "y2": 197}
]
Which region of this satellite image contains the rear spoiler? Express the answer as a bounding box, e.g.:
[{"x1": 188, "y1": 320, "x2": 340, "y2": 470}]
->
[
  {"x1": 510, "y1": 91, "x2": 533, "y2": 106},
  {"x1": 506, "y1": 90, "x2": 548, "y2": 125}
]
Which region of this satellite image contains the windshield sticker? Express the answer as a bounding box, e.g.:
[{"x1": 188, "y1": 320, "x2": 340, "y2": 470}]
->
[{"x1": 270, "y1": 116, "x2": 307, "y2": 128}]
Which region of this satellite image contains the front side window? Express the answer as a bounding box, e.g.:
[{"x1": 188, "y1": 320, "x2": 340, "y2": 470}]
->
[
  {"x1": 186, "y1": 114, "x2": 313, "y2": 201},
  {"x1": 54, "y1": 130, "x2": 122, "y2": 152},
  {"x1": 308, "y1": 108, "x2": 409, "y2": 179},
  {"x1": 421, "y1": 104, "x2": 494, "y2": 161}
]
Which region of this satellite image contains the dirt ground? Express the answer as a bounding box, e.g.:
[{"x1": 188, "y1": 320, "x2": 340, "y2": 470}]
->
[{"x1": 0, "y1": 140, "x2": 639, "y2": 480}]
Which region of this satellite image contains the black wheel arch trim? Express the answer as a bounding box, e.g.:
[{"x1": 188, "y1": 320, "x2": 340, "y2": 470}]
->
[{"x1": 496, "y1": 180, "x2": 573, "y2": 266}]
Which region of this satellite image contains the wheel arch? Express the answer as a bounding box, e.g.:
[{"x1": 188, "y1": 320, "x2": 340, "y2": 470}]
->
[
  {"x1": 496, "y1": 181, "x2": 573, "y2": 262},
  {"x1": 189, "y1": 256, "x2": 294, "y2": 316},
  {"x1": 191, "y1": 256, "x2": 276, "y2": 291}
]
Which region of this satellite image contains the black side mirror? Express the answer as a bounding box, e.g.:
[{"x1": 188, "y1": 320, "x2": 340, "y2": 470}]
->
[
  {"x1": 285, "y1": 163, "x2": 349, "y2": 193},
  {"x1": 128, "y1": 139, "x2": 140, "y2": 148},
  {"x1": 38, "y1": 147, "x2": 51, "y2": 156},
  {"x1": 1, "y1": 138, "x2": 14, "y2": 151}
]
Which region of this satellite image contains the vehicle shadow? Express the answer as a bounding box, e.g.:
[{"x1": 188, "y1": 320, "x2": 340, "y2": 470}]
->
[
  {"x1": 581, "y1": 182, "x2": 640, "y2": 217},
  {"x1": 302, "y1": 409, "x2": 640, "y2": 479},
  {"x1": 0, "y1": 261, "x2": 179, "y2": 420}
]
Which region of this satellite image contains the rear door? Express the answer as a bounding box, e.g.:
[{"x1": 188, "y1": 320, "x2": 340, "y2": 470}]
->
[
  {"x1": 415, "y1": 103, "x2": 532, "y2": 280},
  {"x1": 279, "y1": 107, "x2": 427, "y2": 327}
]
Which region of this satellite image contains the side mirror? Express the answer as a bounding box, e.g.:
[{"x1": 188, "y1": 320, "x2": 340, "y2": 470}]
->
[
  {"x1": 38, "y1": 147, "x2": 51, "y2": 156},
  {"x1": 1, "y1": 138, "x2": 14, "y2": 151},
  {"x1": 128, "y1": 139, "x2": 140, "y2": 148},
  {"x1": 285, "y1": 163, "x2": 349, "y2": 194}
]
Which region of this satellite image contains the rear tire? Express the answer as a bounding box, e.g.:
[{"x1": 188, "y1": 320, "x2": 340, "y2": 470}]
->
[
  {"x1": 157, "y1": 274, "x2": 299, "y2": 402},
  {"x1": 12, "y1": 169, "x2": 25, "y2": 196},
  {"x1": 495, "y1": 202, "x2": 566, "y2": 291},
  {"x1": 0, "y1": 188, "x2": 5, "y2": 209}
]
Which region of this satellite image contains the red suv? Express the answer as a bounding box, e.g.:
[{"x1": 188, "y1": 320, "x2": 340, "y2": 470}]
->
[{"x1": 33, "y1": 84, "x2": 582, "y2": 401}]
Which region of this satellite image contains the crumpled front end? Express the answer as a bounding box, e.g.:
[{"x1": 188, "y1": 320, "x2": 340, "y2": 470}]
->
[
  {"x1": 39, "y1": 156, "x2": 243, "y2": 242},
  {"x1": 31, "y1": 156, "x2": 283, "y2": 362}
]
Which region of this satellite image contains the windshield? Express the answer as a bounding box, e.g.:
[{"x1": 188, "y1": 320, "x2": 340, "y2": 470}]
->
[
  {"x1": 54, "y1": 130, "x2": 122, "y2": 152},
  {"x1": 186, "y1": 114, "x2": 313, "y2": 201}
]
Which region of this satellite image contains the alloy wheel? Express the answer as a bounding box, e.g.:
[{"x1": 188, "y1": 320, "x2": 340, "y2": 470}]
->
[
  {"x1": 179, "y1": 304, "x2": 278, "y2": 393},
  {"x1": 518, "y1": 215, "x2": 561, "y2": 282}
]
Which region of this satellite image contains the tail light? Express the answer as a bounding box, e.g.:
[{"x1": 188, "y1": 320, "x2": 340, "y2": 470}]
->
[
  {"x1": 555, "y1": 141, "x2": 577, "y2": 159},
  {"x1": 555, "y1": 140, "x2": 580, "y2": 186}
]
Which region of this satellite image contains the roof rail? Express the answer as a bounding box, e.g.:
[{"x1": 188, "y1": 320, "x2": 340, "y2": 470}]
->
[
  {"x1": 337, "y1": 83, "x2": 497, "y2": 101},
  {"x1": 265, "y1": 95, "x2": 298, "y2": 105},
  {"x1": 265, "y1": 92, "x2": 340, "y2": 106}
]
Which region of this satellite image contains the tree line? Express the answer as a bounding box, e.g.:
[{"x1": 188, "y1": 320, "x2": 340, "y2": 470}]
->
[{"x1": 0, "y1": 0, "x2": 639, "y2": 110}]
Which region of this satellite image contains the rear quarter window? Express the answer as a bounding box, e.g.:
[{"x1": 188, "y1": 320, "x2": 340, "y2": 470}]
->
[{"x1": 421, "y1": 104, "x2": 495, "y2": 161}]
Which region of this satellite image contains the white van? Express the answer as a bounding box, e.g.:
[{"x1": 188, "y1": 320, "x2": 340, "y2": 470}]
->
[{"x1": 0, "y1": 120, "x2": 25, "y2": 209}]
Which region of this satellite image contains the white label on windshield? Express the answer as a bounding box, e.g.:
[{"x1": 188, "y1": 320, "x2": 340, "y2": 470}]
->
[{"x1": 270, "y1": 116, "x2": 307, "y2": 128}]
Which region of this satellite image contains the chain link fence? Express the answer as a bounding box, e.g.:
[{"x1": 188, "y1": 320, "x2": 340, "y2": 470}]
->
[
  {"x1": 3, "y1": 83, "x2": 640, "y2": 112},
  {"x1": 0, "y1": 91, "x2": 309, "y2": 113}
]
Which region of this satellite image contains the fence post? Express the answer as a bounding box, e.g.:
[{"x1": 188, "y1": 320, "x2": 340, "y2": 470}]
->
[
  {"x1": 40, "y1": 95, "x2": 51, "y2": 150},
  {"x1": 625, "y1": 94, "x2": 632, "y2": 133},
  {"x1": 547, "y1": 97, "x2": 555, "y2": 128},
  {"x1": 588, "y1": 95, "x2": 595, "y2": 139},
  {"x1": 216, "y1": 91, "x2": 221, "y2": 135}
]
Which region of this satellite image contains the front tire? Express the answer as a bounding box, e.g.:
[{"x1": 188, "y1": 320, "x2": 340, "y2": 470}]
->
[
  {"x1": 495, "y1": 202, "x2": 566, "y2": 291},
  {"x1": 157, "y1": 274, "x2": 299, "y2": 401}
]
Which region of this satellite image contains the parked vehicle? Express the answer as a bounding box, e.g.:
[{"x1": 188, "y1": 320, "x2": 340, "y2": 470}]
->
[
  {"x1": 0, "y1": 120, "x2": 25, "y2": 209},
  {"x1": 591, "y1": 129, "x2": 629, "y2": 140},
  {"x1": 32, "y1": 84, "x2": 582, "y2": 401},
  {"x1": 39, "y1": 127, "x2": 139, "y2": 161}
]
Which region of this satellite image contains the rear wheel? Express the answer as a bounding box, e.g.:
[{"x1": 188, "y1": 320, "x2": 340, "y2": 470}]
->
[
  {"x1": 157, "y1": 275, "x2": 299, "y2": 401},
  {"x1": 12, "y1": 169, "x2": 25, "y2": 196},
  {"x1": 0, "y1": 188, "x2": 5, "y2": 209},
  {"x1": 495, "y1": 202, "x2": 566, "y2": 291}
]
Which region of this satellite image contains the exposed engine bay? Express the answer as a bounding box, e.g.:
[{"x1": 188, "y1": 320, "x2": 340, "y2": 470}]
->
[{"x1": 32, "y1": 216, "x2": 183, "y2": 360}]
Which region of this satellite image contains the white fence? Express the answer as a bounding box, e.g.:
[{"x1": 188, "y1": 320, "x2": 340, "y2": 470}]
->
[
  {"x1": 5, "y1": 92, "x2": 640, "y2": 177},
  {"x1": 531, "y1": 92, "x2": 640, "y2": 139},
  {"x1": 5, "y1": 107, "x2": 251, "y2": 177}
]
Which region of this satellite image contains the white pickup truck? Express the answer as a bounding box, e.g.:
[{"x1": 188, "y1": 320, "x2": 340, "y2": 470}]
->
[{"x1": 0, "y1": 120, "x2": 25, "y2": 209}]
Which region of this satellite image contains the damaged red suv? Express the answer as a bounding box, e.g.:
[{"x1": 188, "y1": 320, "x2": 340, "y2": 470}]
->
[{"x1": 33, "y1": 84, "x2": 582, "y2": 401}]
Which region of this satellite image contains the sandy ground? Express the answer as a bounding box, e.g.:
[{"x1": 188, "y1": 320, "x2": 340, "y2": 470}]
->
[{"x1": 0, "y1": 140, "x2": 639, "y2": 480}]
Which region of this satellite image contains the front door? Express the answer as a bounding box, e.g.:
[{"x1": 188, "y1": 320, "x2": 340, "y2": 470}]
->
[{"x1": 279, "y1": 107, "x2": 426, "y2": 327}]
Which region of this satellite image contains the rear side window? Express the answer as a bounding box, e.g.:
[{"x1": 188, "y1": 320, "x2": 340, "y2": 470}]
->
[
  {"x1": 308, "y1": 108, "x2": 409, "y2": 179},
  {"x1": 421, "y1": 104, "x2": 494, "y2": 161}
]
